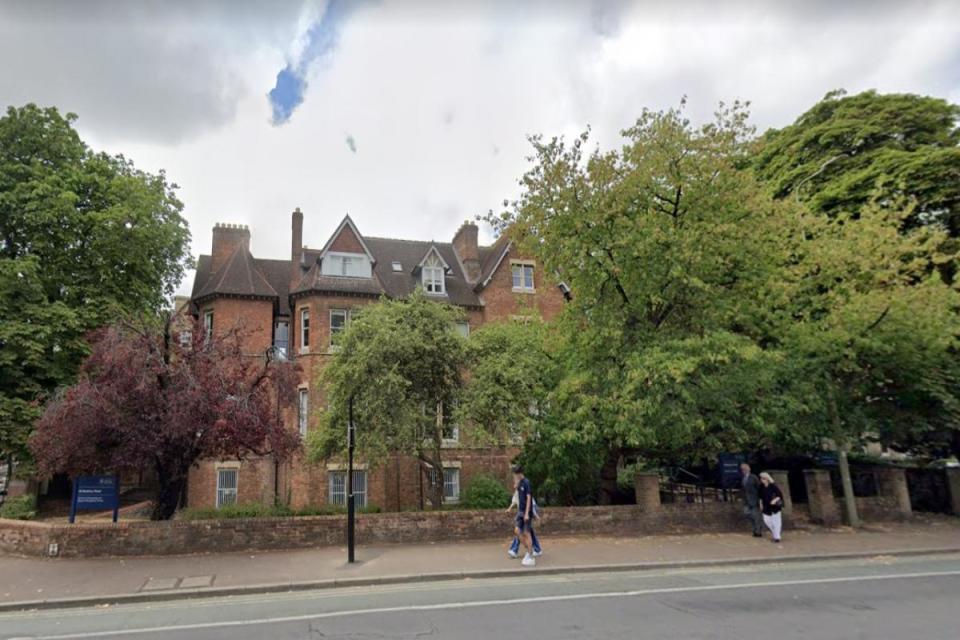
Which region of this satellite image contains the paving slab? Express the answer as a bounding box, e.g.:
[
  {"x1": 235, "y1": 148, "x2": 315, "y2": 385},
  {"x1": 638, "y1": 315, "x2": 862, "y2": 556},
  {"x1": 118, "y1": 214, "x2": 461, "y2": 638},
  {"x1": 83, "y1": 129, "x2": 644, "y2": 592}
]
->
[{"x1": 1, "y1": 516, "x2": 958, "y2": 608}]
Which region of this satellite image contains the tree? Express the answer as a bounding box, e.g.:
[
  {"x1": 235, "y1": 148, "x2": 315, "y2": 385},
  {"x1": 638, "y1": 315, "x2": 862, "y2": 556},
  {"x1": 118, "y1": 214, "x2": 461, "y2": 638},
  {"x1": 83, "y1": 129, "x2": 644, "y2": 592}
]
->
[
  {"x1": 488, "y1": 102, "x2": 801, "y2": 503},
  {"x1": 776, "y1": 201, "x2": 960, "y2": 478},
  {"x1": 457, "y1": 320, "x2": 559, "y2": 444},
  {"x1": 305, "y1": 290, "x2": 468, "y2": 508},
  {"x1": 752, "y1": 90, "x2": 960, "y2": 236},
  {"x1": 0, "y1": 104, "x2": 192, "y2": 467},
  {"x1": 30, "y1": 316, "x2": 301, "y2": 520}
]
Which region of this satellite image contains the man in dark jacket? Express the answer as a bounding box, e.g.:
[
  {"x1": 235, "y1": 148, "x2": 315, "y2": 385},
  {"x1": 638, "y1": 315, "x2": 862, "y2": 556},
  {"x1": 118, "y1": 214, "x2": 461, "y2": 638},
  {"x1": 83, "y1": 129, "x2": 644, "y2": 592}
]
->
[{"x1": 740, "y1": 463, "x2": 763, "y2": 537}]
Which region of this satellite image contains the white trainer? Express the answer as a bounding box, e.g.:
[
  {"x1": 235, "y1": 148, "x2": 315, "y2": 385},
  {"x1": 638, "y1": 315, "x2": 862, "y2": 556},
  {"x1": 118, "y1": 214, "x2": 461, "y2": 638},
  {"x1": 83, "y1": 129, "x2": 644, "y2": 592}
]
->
[
  {"x1": 507, "y1": 549, "x2": 519, "y2": 559},
  {"x1": 533, "y1": 550, "x2": 543, "y2": 557},
  {"x1": 521, "y1": 553, "x2": 536, "y2": 567}
]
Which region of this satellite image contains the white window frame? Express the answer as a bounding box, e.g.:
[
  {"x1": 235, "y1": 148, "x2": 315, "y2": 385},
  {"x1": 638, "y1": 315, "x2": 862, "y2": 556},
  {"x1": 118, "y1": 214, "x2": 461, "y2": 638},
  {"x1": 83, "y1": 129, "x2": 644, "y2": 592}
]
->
[
  {"x1": 328, "y1": 470, "x2": 367, "y2": 508},
  {"x1": 329, "y1": 308, "x2": 350, "y2": 350},
  {"x1": 322, "y1": 252, "x2": 372, "y2": 278},
  {"x1": 422, "y1": 254, "x2": 446, "y2": 295},
  {"x1": 454, "y1": 321, "x2": 470, "y2": 338},
  {"x1": 391, "y1": 261, "x2": 402, "y2": 272},
  {"x1": 216, "y1": 468, "x2": 238, "y2": 508},
  {"x1": 298, "y1": 388, "x2": 309, "y2": 436},
  {"x1": 444, "y1": 468, "x2": 460, "y2": 503},
  {"x1": 511, "y1": 262, "x2": 535, "y2": 293},
  {"x1": 299, "y1": 307, "x2": 310, "y2": 353},
  {"x1": 427, "y1": 466, "x2": 461, "y2": 504},
  {"x1": 273, "y1": 321, "x2": 289, "y2": 360},
  {"x1": 203, "y1": 310, "x2": 214, "y2": 340}
]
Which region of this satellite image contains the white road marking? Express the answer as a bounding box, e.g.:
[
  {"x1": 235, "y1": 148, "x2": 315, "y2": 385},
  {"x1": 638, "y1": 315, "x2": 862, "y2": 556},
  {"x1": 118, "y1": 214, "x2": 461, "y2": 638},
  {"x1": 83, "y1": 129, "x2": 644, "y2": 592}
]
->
[{"x1": 8, "y1": 569, "x2": 960, "y2": 640}]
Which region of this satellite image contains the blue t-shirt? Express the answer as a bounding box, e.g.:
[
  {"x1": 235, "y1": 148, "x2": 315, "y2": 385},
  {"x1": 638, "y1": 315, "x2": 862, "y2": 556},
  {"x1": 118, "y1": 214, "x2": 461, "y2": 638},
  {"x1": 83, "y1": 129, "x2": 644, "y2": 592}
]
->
[{"x1": 516, "y1": 477, "x2": 532, "y2": 517}]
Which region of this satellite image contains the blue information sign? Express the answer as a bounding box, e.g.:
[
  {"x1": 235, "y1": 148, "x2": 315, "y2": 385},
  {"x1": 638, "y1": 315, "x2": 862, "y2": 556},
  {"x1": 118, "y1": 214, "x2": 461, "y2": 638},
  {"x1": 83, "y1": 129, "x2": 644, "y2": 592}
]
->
[
  {"x1": 814, "y1": 451, "x2": 839, "y2": 467},
  {"x1": 69, "y1": 475, "x2": 119, "y2": 523},
  {"x1": 718, "y1": 453, "x2": 747, "y2": 489}
]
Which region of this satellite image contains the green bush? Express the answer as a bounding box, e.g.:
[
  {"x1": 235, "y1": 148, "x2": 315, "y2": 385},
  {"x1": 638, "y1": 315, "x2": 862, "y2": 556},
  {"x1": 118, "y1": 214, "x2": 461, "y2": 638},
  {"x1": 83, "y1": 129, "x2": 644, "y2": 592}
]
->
[
  {"x1": 0, "y1": 495, "x2": 37, "y2": 520},
  {"x1": 461, "y1": 473, "x2": 511, "y2": 510},
  {"x1": 178, "y1": 502, "x2": 381, "y2": 520}
]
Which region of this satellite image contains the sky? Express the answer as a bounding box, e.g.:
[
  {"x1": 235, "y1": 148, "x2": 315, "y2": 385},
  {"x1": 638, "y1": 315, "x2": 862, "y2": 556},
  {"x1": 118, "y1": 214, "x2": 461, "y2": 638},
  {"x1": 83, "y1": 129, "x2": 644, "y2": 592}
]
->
[{"x1": 2, "y1": 0, "x2": 959, "y2": 295}]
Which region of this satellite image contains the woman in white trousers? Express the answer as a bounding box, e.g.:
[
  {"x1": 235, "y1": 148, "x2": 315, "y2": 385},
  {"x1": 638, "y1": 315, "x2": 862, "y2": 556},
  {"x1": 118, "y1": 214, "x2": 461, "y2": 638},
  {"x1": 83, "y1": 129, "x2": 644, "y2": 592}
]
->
[{"x1": 758, "y1": 472, "x2": 784, "y2": 543}]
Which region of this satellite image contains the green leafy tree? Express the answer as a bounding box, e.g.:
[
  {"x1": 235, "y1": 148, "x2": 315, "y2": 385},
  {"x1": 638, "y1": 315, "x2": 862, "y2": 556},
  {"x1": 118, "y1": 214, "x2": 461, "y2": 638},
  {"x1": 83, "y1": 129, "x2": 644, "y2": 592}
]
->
[
  {"x1": 775, "y1": 202, "x2": 960, "y2": 524},
  {"x1": 752, "y1": 89, "x2": 960, "y2": 236},
  {"x1": 305, "y1": 290, "x2": 468, "y2": 508},
  {"x1": 457, "y1": 320, "x2": 559, "y2": 444},
  {"x1": 0, "y1": 104, "x2": 191, "y2": 467},
  {"x1": 488, "y1": 102, "x2": 801, "y2": 503}
]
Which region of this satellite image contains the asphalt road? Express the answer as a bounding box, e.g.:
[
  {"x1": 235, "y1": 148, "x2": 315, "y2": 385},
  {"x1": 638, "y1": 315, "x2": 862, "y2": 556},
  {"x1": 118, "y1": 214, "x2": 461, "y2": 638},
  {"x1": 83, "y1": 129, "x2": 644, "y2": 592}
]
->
[{"x1": 2, "y1": 553, "x2": 959, "y2": 640}]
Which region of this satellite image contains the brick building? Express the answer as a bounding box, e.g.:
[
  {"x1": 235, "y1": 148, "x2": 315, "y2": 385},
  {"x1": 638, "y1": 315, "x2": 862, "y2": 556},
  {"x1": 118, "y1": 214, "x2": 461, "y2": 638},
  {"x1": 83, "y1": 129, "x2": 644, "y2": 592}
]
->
[{"x1": 186, "y1": 209, "x2": 565, "y2": 511}]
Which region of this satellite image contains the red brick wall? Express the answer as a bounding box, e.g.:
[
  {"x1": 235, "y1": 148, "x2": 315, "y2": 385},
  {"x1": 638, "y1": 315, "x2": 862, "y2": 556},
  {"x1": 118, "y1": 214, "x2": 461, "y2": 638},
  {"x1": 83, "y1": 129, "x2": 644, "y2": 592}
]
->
[
  {"x1": 327, "y1": 224, "x2": 366, "y2": 254},
  {"x1": 480, "y1": 247, "x2": 565, "y2": 323},
  {"x1": 1, "y1": 502, "x2": 802, "y2": 558},
  {"x1": 210, "y1": 225, "x2": 251, "y2": 273},
  {"x1": 199, "y1": 298, "x2": 274, "y2": 354}
]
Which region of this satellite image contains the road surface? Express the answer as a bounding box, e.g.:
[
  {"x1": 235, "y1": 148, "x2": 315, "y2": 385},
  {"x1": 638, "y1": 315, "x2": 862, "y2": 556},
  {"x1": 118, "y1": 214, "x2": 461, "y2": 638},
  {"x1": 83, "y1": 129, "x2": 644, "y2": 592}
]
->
[{"x1": 2, "y1": 552, "x2": 958, "y2": 639}]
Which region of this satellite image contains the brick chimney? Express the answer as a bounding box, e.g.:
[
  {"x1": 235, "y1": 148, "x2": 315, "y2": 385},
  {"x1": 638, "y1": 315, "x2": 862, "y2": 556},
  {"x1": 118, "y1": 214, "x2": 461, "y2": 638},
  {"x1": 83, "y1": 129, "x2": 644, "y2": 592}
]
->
[
  {"x1": 211, "y1": 223, "x2": 250, "y2": 273},
  {"x1": 291, "y1": 207, "x2": 304, "y2": 284},
  {"x1": 453, "y1": 220, "x2": 480, "y2": 282}
]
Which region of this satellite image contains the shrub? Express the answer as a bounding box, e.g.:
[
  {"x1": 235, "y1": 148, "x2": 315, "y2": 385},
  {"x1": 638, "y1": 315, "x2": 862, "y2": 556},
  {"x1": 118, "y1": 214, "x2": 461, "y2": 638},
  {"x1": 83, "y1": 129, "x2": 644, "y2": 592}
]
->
[
  {"x1": 461, "y1": 473, "x2": 511, "y2": 510},
  {"x1": 0, "y1": 495, "x2": 37, "y2": 520},
  {"x1": 177, "y1": 502, "x2": 381, "y2": 520}
]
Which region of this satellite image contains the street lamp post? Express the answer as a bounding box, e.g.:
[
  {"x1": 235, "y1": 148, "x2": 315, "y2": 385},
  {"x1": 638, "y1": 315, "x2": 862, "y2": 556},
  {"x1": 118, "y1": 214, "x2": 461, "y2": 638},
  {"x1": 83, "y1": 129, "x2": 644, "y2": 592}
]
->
[{"x1": 347, "y1": 395, "x2": 356, "y2": 563}]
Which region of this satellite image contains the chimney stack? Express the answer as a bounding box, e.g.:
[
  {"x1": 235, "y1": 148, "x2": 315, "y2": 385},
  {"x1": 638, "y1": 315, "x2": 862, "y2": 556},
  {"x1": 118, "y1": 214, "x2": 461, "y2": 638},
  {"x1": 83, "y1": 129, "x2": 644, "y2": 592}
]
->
[
  {"x1": 210, "y1": 223, "x2": 250, "y2": 273},
  {"x1": 291, "y1": 207, "x2": 304, "y2": 284},
  {"x1": 453, "y1": 220, "x2": 480, "y2": 282}
]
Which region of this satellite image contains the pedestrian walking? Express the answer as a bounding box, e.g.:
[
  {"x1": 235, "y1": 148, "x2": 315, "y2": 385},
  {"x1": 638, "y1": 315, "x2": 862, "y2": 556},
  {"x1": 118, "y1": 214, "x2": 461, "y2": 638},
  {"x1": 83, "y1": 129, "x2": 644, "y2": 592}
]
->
[
  {"x1": 507, "y1": 478, "x2": 542, "y2": 559},
  {"x1": 759, "y1": 472, "x2": 784, "y2": 543},
  {"x1": 512, "y1": 465, "x2": 537, "y2": 567},
  {"x1": 740, "y1": 462, "x2": 763, "y2": 538}
]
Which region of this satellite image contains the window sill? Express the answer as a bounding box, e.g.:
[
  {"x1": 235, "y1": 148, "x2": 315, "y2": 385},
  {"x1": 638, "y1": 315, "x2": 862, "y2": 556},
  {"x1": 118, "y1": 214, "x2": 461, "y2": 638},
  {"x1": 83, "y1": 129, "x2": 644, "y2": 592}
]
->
[
  {"x1": 299, "y1": 347, "x2": 310, "y2": 355},
  {"x1": 441, "y1": 439, "x2": 460, "y2": 448},
  {"x1": 512, "y1": 288, "x2": 536, "y2": 294},
  {"x1": 425, "y1": 291, "x2": 448, "y2": 297}
]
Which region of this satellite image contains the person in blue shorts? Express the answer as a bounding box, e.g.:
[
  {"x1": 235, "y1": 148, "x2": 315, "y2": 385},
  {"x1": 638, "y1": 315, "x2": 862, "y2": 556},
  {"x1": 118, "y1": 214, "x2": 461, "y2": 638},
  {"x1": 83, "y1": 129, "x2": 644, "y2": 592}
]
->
[
  {"x1": 511, "y1": 465, "x2": 537, "y2": 567},
  {"x1": 507, "y1": 477, "x2": 542, "y2": 558}
]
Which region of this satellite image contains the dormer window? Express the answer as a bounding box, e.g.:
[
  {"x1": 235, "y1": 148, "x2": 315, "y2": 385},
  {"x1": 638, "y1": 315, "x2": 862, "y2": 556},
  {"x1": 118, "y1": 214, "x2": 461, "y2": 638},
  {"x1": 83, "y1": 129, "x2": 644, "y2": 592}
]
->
[
  {"x1": 322, "y1": 252, "x2": 371, "y2": 278},
  {"x1": 422, "y1": 254, "x2": 445, "y2": 295}
]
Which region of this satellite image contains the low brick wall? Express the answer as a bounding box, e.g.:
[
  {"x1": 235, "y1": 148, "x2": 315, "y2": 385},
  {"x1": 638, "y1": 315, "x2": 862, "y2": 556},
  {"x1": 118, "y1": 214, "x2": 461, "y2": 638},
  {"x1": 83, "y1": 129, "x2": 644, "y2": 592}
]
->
[{"x1": 2, "y1": 502, "x2": 757, "y2": 559}]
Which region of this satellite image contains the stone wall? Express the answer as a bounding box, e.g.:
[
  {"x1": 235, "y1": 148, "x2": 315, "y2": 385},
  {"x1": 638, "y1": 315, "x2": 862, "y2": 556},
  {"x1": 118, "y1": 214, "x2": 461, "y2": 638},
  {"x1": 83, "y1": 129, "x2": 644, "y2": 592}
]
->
[{"x1": 2, "y1": 502, "x2": 750, "y2": 559}]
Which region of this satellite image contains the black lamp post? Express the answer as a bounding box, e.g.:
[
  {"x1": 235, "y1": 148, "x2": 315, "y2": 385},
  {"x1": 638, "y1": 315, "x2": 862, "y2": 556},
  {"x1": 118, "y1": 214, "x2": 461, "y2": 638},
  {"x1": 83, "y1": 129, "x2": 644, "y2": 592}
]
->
[{"x1": 347, "y1": 395, "x2": 356, "y2": 563}]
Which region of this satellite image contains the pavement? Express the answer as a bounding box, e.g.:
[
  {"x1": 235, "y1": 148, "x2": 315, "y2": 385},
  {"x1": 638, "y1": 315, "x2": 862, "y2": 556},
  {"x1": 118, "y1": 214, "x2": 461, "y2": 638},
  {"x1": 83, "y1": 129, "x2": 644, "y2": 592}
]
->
[
  {"x1": 2, "y1": 551, "x2": 959, "y2": 639},
  {"x1": 1, "y1": 515, "x2": 959, "y2": 613}
]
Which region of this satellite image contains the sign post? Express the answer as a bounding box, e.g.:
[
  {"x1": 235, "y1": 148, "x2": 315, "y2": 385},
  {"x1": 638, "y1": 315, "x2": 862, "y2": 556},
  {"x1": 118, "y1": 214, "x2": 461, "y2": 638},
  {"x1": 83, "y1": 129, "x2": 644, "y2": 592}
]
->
[
  {"x1": 69, "y1": 475, "x2": 120, "y2": 523},
  {"x1": 347, "y1": 395, "x2": 356, "y2": 564}
]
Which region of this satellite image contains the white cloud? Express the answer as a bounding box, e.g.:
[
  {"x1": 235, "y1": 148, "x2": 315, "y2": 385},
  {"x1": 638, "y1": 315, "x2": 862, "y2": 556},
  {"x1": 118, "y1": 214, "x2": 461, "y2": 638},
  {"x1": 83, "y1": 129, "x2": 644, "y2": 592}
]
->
[{"x1": 1, "y1": 0, "x2": 958, "y2": 296}]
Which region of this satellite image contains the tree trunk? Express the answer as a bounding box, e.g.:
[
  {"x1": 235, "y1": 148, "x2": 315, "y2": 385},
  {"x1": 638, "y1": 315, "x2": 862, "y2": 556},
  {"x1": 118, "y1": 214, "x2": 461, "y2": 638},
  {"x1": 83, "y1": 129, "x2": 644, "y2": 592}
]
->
[
  {"x1": 152, "y1": 463, "x2": 187, "y2": 520},
  {"x1": 598, "y1": 447, "x2": 620, "y2": 505},
  {"x1": 836, "y1": 447, "x2": 860, "y2": 528},
  {"x1": 826, "y1": 377, "x2": 860, "y2": 527}
]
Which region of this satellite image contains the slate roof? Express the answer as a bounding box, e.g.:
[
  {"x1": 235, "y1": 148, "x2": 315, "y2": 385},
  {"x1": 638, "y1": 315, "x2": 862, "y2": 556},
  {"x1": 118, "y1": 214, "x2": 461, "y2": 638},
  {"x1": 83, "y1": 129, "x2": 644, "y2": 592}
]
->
[
  {"x1": 192, "y1": 226, "x2": 499, "y2": 311},
  {"x1": 194, "y1": 245, "x2": 277, "y2": 300},
  {"x1": 476, "y1": 234, "x2": 511, "y2": 290}
]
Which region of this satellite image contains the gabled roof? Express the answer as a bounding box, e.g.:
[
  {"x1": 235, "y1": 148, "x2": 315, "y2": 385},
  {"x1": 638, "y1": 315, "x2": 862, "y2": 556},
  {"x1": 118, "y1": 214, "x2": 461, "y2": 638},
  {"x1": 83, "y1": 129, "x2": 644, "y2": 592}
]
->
[
  {"x1": 475, "y1": 234, "x2": 512, "y2": 291},
  {"x1": 194, "y1": 244, "x2": 278, "y2": 301},
  {"x1": 365, "y1": 237, "x2": 483, "y2": 307},
  {"x1": 318, "y1": 215, "x2": 375, "y2": 262},
  {"x1": 415, "y1": 244, "x2": 450, "y2": 272}
]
